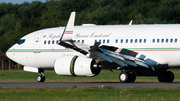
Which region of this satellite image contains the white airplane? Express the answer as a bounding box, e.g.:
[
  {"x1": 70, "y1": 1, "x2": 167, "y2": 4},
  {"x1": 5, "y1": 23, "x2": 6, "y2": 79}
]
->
[{"x1": 6, "y1": 12, "x2": 180, "y2": 83}]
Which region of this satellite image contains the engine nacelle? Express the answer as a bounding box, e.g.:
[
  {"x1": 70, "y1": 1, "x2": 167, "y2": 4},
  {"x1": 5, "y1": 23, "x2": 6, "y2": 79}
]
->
[{"x1": 54, "y1": 55, "x2": 101, "y2": 77}]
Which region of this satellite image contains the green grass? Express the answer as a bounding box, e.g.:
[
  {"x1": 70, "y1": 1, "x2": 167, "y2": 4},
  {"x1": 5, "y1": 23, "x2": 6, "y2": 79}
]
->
[
  {"x1": 1, "y1": 70, "x2": 180, "y2": 101},
  {"x1": 0, "y1": 69, "x2": 180, "y2": 82},
  {"x1": 0, "y1": 87, "x2": 180, "y2": 101},
  {"x1": 0, "y1": 69, "x2": 121, "y2": 82}
]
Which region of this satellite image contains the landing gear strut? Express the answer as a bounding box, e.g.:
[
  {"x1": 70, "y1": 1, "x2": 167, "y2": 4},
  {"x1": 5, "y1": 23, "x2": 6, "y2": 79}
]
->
[
  {"x1": 36, "y1": 69, "x2": 46, "y2": 82},
  {"x1": 119, "y1": 71, "x2": 136, "y2": 83}
]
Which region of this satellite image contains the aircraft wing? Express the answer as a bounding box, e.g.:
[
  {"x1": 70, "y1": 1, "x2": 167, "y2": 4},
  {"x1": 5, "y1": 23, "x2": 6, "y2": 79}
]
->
[{"x1": 58, "y1": 12, "x2": 167, "y2": 70}]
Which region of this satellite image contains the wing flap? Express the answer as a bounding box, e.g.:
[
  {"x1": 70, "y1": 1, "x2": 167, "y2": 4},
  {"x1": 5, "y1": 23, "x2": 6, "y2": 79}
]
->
[
  {"x1": 134, "y1": 60, "x2": 149, "y2": 68},
  {"x1": 99, "y1": 48, "x2": 125, "y2": 61},
  {"x1": 110, "y1": 57, "x2": 125, "y2": 67},
  {"x1": 94, "y1": 51, "x2": 113, "y2": 63}
]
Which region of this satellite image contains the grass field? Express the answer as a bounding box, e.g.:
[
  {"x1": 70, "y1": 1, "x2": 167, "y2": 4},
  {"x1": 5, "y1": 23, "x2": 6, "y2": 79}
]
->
[
  {"x1": 1, "y1": 69, "x2": 180, "y2": 82},
  {"x1": 1, "y1": 69, "x2": 180, "y2": 101},
  {"x1": 0, "y1": 87, "x2": 180, "y2": 101}
]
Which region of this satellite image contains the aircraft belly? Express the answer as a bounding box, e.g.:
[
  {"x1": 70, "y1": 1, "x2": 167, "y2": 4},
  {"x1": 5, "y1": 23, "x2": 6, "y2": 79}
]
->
[
  {"x1": 9, "y1": 52, "x2": 38, "y2": 67},
  {"x1": 34, "y1": 52, "x2": 57, "y2": 68},
  {"x1": 34, "y1": 50, "x2": 74, "y2": 68}
]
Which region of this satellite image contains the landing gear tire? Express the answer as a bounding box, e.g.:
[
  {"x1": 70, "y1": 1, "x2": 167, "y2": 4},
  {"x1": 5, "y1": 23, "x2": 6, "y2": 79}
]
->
[
  {"x1": 119, "y1": 72, "x2": 128, "y2": 83},
  {"x1": 128, "y1": 72, "x2": 136, "y2": 82},
  {"x1": 166, "y1": 71, "x2": 174, "y2": 82},
  {"x1": 158, "y1": 71, "x2": 174, "y2": 82},
  {"x1": 36, "y1": 75, "x2": 46, "y2": 82},
  {"x1": 119, "y1": 71, "x2": 136, "y2": 83}
]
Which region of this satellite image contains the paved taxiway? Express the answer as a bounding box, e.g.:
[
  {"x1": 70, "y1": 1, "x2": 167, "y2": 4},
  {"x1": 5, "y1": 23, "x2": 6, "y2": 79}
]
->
[{"x1": 0, "y1": 82, "x2": 180, "y2": 88}]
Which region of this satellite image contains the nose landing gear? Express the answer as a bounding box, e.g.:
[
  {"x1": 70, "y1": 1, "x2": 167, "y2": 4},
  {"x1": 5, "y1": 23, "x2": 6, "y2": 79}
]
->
[{"x1": 36, "y1": 69, "x2": 46, "y2": 82}]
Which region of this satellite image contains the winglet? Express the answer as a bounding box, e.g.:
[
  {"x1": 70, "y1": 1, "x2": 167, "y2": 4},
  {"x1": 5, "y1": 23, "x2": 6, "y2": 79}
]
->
[
  {"x1": 129, "y1": 20, "x2": 133, "y2": 25},
  {"x1": 60, "y1": 11, "x2": 76, "y2": 41}
]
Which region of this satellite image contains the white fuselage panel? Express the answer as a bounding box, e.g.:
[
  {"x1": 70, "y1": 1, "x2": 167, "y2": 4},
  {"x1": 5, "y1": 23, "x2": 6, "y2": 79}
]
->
[{"x1": 6, "y1": 24, "x2": 180, "y2": 68}]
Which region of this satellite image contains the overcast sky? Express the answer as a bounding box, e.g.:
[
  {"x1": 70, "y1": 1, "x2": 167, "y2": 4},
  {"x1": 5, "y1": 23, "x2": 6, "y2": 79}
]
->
[{"x1": 0, "y1": 0, "x2": 48, "y2": 4}]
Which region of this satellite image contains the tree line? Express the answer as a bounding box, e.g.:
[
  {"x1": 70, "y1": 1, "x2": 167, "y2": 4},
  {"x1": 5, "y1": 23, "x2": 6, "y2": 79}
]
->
[{"x1": 1, "y1": 0, "x2": 180, "y2": 70}]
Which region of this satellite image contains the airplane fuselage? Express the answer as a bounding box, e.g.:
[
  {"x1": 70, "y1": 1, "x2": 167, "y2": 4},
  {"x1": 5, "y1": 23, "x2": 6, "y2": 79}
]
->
[
  {"x1": 7, "y1": 24, "x2": 180, "y2": 69},
  {"x1": 6, "y1": 11, "x2": 179, "y2": 83}
]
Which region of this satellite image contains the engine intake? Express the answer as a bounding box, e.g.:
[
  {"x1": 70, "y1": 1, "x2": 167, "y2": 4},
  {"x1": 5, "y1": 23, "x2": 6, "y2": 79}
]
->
[{"x1": 54, "y1": 55, "x2": 101, "y2": 77}]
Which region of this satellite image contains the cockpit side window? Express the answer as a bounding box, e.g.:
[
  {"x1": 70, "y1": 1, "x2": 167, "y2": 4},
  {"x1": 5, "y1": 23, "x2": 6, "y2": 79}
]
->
[{"x1": 17, "y1": 39, "x2": 25, "y2": 45}]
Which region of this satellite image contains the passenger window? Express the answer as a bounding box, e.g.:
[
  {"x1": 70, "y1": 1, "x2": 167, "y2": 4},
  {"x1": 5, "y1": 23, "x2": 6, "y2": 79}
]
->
[
  {"x1": 130, "y1": 39, "x2": 133, "y2": 43},
  {"x1": 17, "y1": 39, "x2": 25, "y2": 45},
  {"x1": 153, "y1": 39, "x2": 155, "y2": 43},
  {"x1": 103, "y1": 40, "x2": 105, "y2": 43},
  {"x1": 107, "y1": 39, "x2": 109, "y2": 43},
  {"x1": 56, "y1": 40, "x2": 59, "y2": 44},
  {"x1": 157, "y1": 39, "x2": 159, "y2": 43},
  {"x1": 175, "y1": 38, "x2": 178, "y2": 43},
  {"x1": 48, "y1": 40, "x2": 50, "y2": 44},
  {"x1": 139, "y1": 39, "x2": 142, "y2": 43},
  {"x1": 82, "y1": 40, "x2": 84, "y2": 43},
  {"x1": 170, "y1": 39, "x2": 173, "y2": 43},
  {"x1": 44, "y1": 41, "x2": 46, "y2": 44},
  {"x1": 115, "y1": 39, "x2": 118, "y2": 43},
  {"x1": 99, "y1": 40, "x2": 101, "y2": 43},
  {"x1": 121, "y1": 39, "x2": 123, "y2": 43},
  {"x1": 95, "y1": 40, "x2": 97, "y2": 42},
  {"x1": 166, "y1": 39, "x2": 168, "y2": 43},
  {"x1": 144, "y1": 39, "x2": 146, "y2": 43},
  {"x1": 78, "y1": 40, "x2": 80, "y2": 42},
  {"x1": 126, "y1": 39, "x2": 128, "y2": 43},
  {"x1": 52, "y1": 40, "x2": 55, "y2": 44},
  {"x1": 162, "y1": 39, "x2": 164, "y2": 43},
  {"x1": 135, "y1": 39, "x2": 137, "y2": 43}
]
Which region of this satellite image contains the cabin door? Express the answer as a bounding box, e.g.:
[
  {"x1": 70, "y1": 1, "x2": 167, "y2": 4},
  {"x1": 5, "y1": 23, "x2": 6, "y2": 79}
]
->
[{"x1": 33, "y1": 32, "x2": 43, "y2": 53}]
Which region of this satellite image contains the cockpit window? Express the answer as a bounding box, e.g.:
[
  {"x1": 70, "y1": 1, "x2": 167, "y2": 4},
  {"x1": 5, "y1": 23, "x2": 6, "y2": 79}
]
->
[{"x1": 17, "y1": 39, "x2": 25, "y2": 45}]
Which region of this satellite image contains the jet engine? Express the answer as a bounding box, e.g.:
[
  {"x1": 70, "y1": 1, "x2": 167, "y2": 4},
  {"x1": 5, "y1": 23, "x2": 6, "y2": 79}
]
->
[{"x1": 54, "y1": 55, "x2": 101, "y2": 77}]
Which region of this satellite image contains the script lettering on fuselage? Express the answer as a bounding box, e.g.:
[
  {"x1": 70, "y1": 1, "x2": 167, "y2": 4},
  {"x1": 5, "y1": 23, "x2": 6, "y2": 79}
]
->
[
  {"x1": 46, "y1": 34, "x2": 61, "y2": 40},
  {"x1": 74, "y1": 33, "x2": 112, "y2": 39}
]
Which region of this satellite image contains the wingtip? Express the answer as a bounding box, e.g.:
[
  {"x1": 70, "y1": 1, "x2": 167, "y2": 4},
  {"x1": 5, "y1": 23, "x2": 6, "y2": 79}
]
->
[
  {"x1": 129, "y1": 20, "x2": 133, "y2": 25},
  {"x1": 60, "y1": 11, "x2": 76, "y2": 41}
]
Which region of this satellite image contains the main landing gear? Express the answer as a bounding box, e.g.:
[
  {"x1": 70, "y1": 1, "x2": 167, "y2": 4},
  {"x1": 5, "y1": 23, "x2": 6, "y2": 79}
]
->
[
  {"x1": 119, "y1": 70, "x2": 174, "y2": 83},
  {"x1": 119, "y1": 71, "x2": 136, "y2": 83},
  {"x1": 158, "y1": 71, "x2": 174, "y2": 82},
  {"x1": 36, "y1": 69, "x2": 46, "y2": 82}
]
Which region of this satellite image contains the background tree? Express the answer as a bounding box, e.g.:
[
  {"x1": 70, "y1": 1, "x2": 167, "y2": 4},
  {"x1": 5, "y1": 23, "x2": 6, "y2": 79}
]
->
[{"x1": 1, "y1": 0, "x2": 180, "y2": 70}]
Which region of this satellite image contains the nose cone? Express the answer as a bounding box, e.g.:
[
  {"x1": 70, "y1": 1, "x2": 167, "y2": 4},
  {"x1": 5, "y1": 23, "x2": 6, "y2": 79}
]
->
[
  {"x1": 6, "y1": 48, "x2": 12, "y2": 60},
  {"x1": 6, "y1": 46, "x2": 14, "y2": 61}
]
